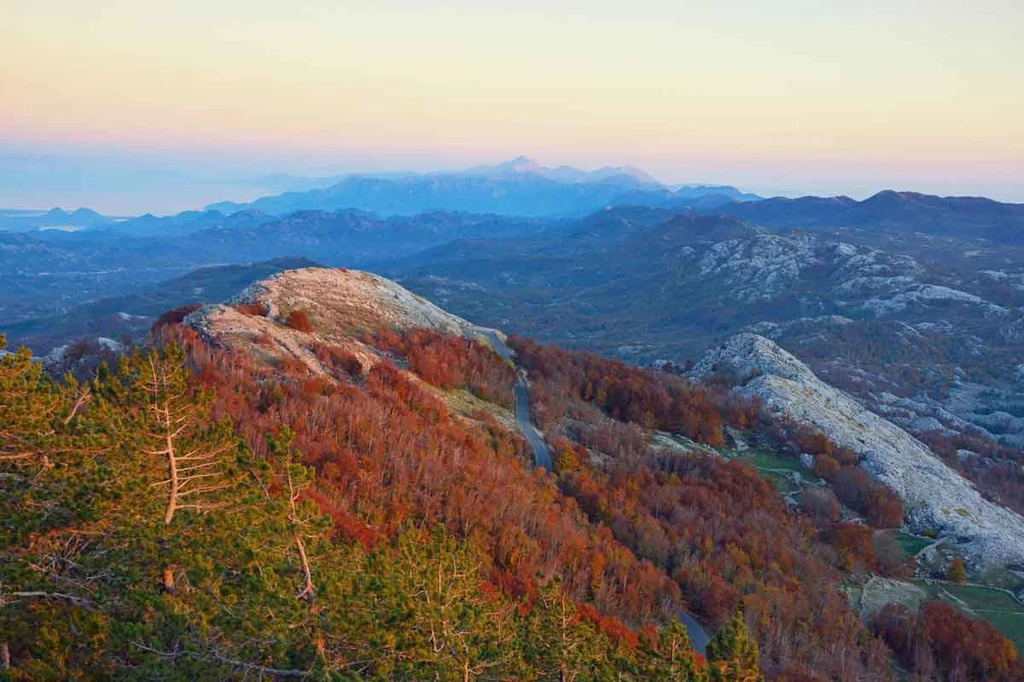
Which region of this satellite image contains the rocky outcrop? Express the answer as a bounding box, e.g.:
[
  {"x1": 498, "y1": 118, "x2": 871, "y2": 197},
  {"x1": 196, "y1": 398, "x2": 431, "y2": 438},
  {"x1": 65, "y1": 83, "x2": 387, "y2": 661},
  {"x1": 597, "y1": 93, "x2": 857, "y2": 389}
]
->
[
  {"x1": 691, "y1": 333, "x2": 1024, "y2": 569},
  {"x1": 233, "y1": 267, "x2": 471, "y2": 337},
  {"x1": 185, "y1": 267, "x2": 475, "y2": 376},
  {"x1": 695, "y1": 233, "x2": 818, "y2": 302}
]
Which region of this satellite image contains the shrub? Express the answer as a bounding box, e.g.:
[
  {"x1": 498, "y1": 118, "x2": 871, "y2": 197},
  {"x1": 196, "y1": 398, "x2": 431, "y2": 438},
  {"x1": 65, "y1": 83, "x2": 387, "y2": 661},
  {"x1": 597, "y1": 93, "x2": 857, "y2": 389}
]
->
[
  {"x1": 800, "y1": 487, "x2": 841, "y2": 529},
  {"x1": 152, "y1": 304, "x2": 202, "y2": 332},
  {"x1": 813, "y1": 455, "x2": 841, "y2": 481},
  {"x1": 285, "y1": 310, "x2": 315, "y2": 333},
  {"x1": 311, "y1": 342, "x2": 363, "y2": 378},
  {"x1": 235, "y1": 301, "x2": 269, "y2": 316},
  {"x1": 947, "y1": 557, "x2": 968, "y2": 584}
]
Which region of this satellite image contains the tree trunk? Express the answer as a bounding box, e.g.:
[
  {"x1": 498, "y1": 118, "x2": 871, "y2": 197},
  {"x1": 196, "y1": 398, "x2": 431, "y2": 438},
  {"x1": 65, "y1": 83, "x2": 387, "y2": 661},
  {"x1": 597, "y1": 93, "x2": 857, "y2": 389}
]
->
[
  {"x1": 163, "y1": 432, "x2": 177, "y2": 525},
  {"x1": 294, "y1": 535, "x2": 315, "y2": 601},
  {"x1": 1, "y1": 641, "x2": 10, "y2": 671}
]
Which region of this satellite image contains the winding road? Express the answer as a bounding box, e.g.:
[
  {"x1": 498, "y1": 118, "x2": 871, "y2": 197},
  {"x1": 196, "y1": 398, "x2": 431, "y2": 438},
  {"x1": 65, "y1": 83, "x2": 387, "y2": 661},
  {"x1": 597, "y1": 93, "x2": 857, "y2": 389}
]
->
[
  {"x1": 469, "y1": 326, "x2": 708, "y2": 651},
  {"x1": 470, "y1": 326, "x2": 551, "y2": 471}
]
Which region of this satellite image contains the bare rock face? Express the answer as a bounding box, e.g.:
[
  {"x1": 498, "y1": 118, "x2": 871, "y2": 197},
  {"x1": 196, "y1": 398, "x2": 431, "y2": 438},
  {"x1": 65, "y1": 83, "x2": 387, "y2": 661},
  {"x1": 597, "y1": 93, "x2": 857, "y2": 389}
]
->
[
  {"x1": 696, "y1": 233, "x2": 818, "y2": 302},
  {"x1": 233, "y1": 267, "x2": 471, "y2": 337},
  {"x1": 691, "y1": 333, "x2": 1024, "y2": 569},
  {"x1": 185, "y1": 267, "x2": 474, "y2": 376}
]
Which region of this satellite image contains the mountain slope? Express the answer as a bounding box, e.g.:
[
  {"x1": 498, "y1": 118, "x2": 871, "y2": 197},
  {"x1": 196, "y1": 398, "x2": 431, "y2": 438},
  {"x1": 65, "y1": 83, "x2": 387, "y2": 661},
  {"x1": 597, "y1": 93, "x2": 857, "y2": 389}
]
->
[
  {"x1": 7, "y1": 266, "x2": 1022, "y2": 679},
  {"x1": 691, "y1": 333, "x2": 1024, "y2": 568},
  {"x1": 175, "y1": 267, "x2": 904, "y2": 680}
]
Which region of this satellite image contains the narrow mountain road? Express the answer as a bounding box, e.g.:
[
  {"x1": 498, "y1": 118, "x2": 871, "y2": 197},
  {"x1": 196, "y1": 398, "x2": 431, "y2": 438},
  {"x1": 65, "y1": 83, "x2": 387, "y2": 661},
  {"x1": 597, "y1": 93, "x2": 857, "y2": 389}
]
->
[
  {"x1": 515, "y1": 379, "x2": 552, "y2": 470},
  {"x1": 469, "y1": 326, "x2": 707, "y2": 650},
  {"x1": 470, "y1": 327, "x2": 551, "y2": 471},
  {"x1": 677, "y1": 611, "x2": 710, "y2": 655}
]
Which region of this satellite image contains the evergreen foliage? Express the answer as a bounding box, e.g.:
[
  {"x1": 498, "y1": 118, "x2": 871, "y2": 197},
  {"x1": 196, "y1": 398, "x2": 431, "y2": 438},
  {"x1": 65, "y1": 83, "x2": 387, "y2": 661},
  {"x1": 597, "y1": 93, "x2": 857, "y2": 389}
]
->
[{"x1": 707, "y1": 612, "x2": 762, "y2": 682}]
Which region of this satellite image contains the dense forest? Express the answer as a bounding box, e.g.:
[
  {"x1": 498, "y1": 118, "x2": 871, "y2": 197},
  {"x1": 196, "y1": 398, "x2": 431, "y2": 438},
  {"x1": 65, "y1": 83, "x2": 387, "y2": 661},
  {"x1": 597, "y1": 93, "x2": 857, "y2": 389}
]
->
[
  {"x1": 508, "y1": 335, "x2": 1023, "y2": 681},
  {"x1": 2, "y1": 319, "x2": 1022, "y2": 680}
]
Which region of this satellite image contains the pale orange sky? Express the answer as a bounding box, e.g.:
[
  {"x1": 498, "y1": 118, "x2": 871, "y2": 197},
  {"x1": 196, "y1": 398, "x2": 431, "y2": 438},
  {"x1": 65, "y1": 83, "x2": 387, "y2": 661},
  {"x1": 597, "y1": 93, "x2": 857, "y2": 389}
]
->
[{"x1": 2, "y1": 0, "x2": 1023, "y2": 211}]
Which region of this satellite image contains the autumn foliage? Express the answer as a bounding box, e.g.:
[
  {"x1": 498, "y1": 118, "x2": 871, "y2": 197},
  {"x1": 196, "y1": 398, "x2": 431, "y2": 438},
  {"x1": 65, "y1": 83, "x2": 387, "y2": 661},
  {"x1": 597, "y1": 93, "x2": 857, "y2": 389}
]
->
[
  {"x1": 919, "y1": 429, "x2": 1024, "y2": 516},
  {"x1": 374, "y1": 328, "x2": 516, "y2": 407},
  {"x1": 233, "y1": 301, "x2": 269, "y2": 316},
  {"x1": 766, "y1": 419, "x2": 904, "y2": 528},
  {"x1": 284, "y1": 309, "x2": 315, "y2": 333},
  {"x1": 151, "y1": 303, "x2": 203, "y2": 331},
  {"x1": 508, "y1": 334, "x2": 747, "y2": 445},
  {"x1": 127, "y1": 322, "x2": 1017, "y2": 682},
  {"x1": 507, "y1": 334, "x2": 896, "y2": 680},
  {"x1": 873, "y1": 601, "x2": 1022, "y2": 681},
  {"x1": 163, "y1": 324, "x2": 682, "y2": 626}
]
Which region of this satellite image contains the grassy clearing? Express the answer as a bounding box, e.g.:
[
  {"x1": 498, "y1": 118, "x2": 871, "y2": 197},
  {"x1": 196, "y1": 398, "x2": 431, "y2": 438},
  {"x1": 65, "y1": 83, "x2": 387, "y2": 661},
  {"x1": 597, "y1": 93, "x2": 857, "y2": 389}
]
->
[
  {"x1": 749, "y1": 449, "x2": 806, "y2": 472},
  {"x1": 980, "y1": 565, "x2": 1024, "y2": 592},
  {"x1": 894, "y1": 531, "x2": 932, "y2": 559},
  {"x1": 731, "y1": 449, "x2": 810, "y2": 493},
  {"x1": 980, "y1": 612, "x2": 1024, "y2": 651},
  {"x1": 941, "y1": 583, "x2": 1022, "y2": 612},
  {"x1": 907, "y1": 579, "x2": 1024, "y2": 650}
]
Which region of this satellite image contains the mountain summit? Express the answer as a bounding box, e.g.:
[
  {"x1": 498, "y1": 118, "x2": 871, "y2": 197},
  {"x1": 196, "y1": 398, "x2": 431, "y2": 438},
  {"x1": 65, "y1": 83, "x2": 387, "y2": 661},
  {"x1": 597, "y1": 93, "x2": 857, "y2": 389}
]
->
[
  {"x1": 205, "y1": 160, "x2": 754, "y2": 218},
  {"x1": 465, "y1": 156, "x2": 661, "y2": 187}
]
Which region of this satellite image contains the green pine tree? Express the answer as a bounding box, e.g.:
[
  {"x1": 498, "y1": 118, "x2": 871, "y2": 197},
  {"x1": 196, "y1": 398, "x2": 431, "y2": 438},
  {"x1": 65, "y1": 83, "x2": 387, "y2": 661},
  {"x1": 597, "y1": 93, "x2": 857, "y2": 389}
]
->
[{"x1": 707, "y1": 611, "x2": 762, "y2": 682}]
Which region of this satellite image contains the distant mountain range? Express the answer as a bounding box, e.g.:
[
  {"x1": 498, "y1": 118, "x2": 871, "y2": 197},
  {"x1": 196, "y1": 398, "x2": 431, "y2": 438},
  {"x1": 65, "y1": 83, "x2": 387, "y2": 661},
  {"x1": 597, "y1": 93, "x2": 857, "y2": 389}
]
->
[
  {"x1": 704, "y1": 190, "x2": 1024, "y2": 243},
  {"x1": 205, "y1": 157, "x2": 760, "y2": 218},
  {"x1": 7, "y1": 160, "x2": 1024, "y2": 243},
  {"x1": 0, "y1": 207, "x2": 115, "y2": 232}
]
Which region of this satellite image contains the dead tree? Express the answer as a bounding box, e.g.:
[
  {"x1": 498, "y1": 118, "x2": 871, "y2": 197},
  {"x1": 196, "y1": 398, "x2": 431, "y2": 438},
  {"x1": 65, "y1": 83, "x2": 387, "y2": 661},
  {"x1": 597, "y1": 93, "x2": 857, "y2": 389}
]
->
[
  {"x1": 286, "y1": 455, "x2": 316, "y2": 602},
  {"x1": 144, "y1": 356, "x2": 230, "y2": 526}
]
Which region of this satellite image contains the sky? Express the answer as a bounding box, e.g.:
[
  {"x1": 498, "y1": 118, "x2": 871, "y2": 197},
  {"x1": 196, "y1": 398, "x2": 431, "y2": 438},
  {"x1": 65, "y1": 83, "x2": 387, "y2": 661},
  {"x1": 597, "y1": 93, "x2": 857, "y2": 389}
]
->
[{"x1": 1, "y1": 0, "x2": 1022, "y2": 213}]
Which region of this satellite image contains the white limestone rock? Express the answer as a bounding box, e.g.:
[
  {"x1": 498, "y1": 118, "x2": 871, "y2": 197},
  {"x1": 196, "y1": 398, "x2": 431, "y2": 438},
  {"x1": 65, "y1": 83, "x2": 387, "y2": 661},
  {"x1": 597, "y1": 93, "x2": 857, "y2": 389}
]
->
[{"x1": 691, "y1": 333, "x2": 1024, "y2": 569}]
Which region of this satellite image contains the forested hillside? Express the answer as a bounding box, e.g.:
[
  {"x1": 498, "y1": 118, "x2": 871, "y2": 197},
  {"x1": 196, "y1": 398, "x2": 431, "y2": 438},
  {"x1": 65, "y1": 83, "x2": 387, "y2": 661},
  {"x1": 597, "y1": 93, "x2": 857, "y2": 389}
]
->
[
  {"x1": 0, "y1": 336, "x2": 728, "y2": 680},
  {"x1": 3, "y1": 266, "x2": 1022, "y2": 680}
]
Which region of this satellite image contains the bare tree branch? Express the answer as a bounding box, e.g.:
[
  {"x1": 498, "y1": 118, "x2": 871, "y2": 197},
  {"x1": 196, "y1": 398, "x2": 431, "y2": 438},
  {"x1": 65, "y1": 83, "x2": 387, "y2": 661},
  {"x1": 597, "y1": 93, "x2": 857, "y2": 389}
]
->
[
  {"x1": 5, "y1": 591, "x2": 96, "y2": 609},
  {"x1": 128, "y1": 642, "x2": 314, "y2": 678}
]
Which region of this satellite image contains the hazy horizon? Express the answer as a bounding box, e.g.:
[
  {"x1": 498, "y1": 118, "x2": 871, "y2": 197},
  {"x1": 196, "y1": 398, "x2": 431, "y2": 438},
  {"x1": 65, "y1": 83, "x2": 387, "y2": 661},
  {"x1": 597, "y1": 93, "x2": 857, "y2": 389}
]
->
[
  {"x1": 2, "y1": 146, "x2": 1023, "y2": 216},
  {"x1": 3, "y1": 1, "x2": 1023, "y2": 213}
]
